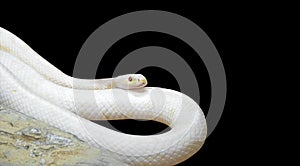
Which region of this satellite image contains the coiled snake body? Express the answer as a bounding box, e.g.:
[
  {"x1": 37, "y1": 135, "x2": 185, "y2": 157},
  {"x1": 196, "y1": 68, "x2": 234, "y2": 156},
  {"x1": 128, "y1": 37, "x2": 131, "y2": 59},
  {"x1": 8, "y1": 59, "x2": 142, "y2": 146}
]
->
[{"x1": 0, "y1": 27, "x2": 207, "y2": 165}]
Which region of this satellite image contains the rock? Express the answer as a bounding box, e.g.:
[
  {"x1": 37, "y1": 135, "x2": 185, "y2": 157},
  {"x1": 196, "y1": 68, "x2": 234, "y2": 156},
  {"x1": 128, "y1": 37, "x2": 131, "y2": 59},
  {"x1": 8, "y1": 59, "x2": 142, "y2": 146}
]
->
[{"x1": 0, "y1": 106, "x2": 128, "y2": 166}]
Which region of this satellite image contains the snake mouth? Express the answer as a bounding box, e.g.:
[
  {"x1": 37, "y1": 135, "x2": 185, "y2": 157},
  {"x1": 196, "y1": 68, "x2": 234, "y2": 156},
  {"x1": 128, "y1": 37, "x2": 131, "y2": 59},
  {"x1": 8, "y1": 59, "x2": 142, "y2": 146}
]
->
[
  {"x1": 137, "y1": 83, "x2": 146, "y2": 88},
  {"x1": 139, "y1": 80, "x2": 148, "y2": 87}
]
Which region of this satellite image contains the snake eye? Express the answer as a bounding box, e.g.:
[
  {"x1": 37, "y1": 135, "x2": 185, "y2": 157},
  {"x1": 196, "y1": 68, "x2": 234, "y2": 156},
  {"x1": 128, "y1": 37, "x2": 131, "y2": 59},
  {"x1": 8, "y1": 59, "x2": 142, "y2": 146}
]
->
[{"x1": 128, "y1": 76, "x2": 133, "y2": 82}]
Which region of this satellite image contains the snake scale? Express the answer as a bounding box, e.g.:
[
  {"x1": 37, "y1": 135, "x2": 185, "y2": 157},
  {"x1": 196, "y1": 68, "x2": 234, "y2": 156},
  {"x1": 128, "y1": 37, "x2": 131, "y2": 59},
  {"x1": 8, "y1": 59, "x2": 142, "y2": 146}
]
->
[{"x1": 0, "y1": 27, "x2": 207, "y2": 165}]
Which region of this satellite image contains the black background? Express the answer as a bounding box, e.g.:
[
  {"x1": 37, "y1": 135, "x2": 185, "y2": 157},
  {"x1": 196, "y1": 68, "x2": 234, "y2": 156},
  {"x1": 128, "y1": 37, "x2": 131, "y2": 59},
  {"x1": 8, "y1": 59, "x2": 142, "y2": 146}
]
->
[{"x1": 0, "y1": 5, "x2": 274, "y2": 165}]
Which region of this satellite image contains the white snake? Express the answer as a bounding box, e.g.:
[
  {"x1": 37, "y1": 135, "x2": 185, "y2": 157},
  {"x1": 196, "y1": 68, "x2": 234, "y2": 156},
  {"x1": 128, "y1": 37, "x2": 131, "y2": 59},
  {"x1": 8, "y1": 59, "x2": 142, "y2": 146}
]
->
[{"x1": 0, "y1": 27, "x2": 207, "y2": 165}]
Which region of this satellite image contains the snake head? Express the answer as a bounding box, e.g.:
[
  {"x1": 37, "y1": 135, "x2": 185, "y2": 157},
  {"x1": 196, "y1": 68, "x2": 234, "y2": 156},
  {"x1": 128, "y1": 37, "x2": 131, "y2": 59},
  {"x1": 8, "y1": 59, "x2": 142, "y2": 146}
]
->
[{"x1": 114, "y1": 74, "x2": 148, "y2": 89}]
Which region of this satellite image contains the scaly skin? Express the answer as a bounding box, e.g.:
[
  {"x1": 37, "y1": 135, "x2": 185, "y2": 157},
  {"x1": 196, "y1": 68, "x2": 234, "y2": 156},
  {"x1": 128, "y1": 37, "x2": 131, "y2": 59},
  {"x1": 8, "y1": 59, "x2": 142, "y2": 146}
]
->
[{"x1": 0, "y1": 27, "x2": 207, "y2": 165}]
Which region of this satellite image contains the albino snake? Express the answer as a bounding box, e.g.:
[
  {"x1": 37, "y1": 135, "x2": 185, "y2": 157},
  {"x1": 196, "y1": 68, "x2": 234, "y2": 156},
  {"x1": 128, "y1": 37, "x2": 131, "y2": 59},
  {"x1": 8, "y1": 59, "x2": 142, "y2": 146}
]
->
[{"x1": 0, "y1": 27, "x2": 207, "y2": 165}]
